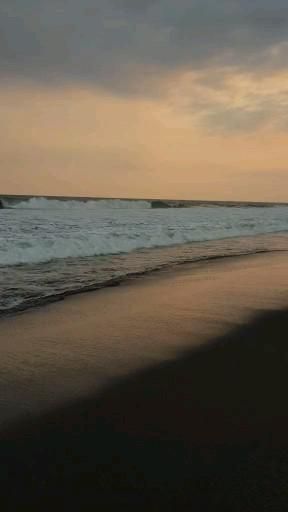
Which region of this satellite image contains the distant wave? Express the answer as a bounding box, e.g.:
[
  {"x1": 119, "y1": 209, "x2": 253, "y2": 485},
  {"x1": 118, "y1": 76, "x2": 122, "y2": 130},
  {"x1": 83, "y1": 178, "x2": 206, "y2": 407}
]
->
[
  {"x1": 4, "y1": 197, "x2": 151, "y2": 210},
  {"x1": 2, "y1": 196, "x2": 286, "y2": 210}
]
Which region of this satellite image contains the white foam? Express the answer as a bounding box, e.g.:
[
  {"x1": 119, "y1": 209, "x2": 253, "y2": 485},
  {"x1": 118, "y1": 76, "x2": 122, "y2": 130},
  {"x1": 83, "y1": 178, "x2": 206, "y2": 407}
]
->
[
  {"x1": 8, "y1": 197, "x2": 151, "y2": 210},
  {"x1": 0, "y1": 206, "x2": 287, "y2": 266}
]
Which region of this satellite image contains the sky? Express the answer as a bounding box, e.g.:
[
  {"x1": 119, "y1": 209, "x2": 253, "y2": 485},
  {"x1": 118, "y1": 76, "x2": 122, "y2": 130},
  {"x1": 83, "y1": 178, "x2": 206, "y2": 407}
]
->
[{"x1": 1, "y1": 0, "x2": 288, "y2": 201}]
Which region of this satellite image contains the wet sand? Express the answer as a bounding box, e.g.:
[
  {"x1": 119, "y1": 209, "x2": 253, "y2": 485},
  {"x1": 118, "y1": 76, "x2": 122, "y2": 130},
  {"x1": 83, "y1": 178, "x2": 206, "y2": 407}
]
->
[{"x1": 1, "y1": 252, "x2": 288, "y2": 509}]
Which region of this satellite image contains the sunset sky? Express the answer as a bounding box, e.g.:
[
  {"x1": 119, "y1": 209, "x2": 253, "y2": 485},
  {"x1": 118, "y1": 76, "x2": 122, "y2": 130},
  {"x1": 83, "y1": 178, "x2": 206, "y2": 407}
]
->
[{"x1": 1, "y1": 0, "x2": 288, "y2": 201}]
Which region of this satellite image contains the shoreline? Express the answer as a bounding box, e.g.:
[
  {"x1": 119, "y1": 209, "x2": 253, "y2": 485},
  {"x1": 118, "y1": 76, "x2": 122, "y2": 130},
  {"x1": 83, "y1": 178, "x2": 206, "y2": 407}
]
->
[
  {"x1": 1, "y1": 252, "x2": 288, "y2": 508},
  {"x1": 1, "y1": 245, "x2": 287, "y2": 318},
  {"x1": 0, "y1": 252, "x2": 287, "y2": 427}
]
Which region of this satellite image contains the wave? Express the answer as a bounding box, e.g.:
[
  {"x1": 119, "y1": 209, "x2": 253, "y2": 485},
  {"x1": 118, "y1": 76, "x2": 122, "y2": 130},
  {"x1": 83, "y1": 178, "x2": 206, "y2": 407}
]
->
[
  {"x1": 3, "y1": 197, "x2": 151, "y2": 210},
  {"x1": 1, "y1": 203, "x2": 287, "y2": 266},
  {"x1": 2, "y1": 196, "x2": 287, "y2": 210},
  {"x1": 1, "y1": 246, "x2": 287, "y2": 317},
  {"x1": 1, "y1": 228, "x2": 288, "y2": 267},
  {"x1": 0, "y1": 230, "x2": 220, "y2": 265}
]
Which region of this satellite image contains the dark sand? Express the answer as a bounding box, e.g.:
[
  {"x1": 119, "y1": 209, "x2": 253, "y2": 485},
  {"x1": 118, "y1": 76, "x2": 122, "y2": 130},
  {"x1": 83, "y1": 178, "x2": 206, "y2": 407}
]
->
[{"x1": 1, "y1": 253, "x2": 288, "y2": 509}]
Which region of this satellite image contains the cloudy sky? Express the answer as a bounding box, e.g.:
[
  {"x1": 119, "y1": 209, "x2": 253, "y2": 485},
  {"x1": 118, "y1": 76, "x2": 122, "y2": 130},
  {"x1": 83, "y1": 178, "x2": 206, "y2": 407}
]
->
[{"x1": 1, "y1": 0, "x2": 288, "y2": 200}]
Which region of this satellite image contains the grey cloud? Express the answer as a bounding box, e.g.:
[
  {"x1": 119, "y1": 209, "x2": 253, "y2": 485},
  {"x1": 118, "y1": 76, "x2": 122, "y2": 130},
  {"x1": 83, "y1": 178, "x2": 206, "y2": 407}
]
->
[
  {"x1": 203, "y1": 107, "x2": 274, "y2": 132},
  {"x1": 1, "y1": 0, "x2": 288, "y2": 91},
  {"x1": 111, "y1": 0, "x2": 157, "y2": 14},
  {"x1": 188, "y1": 88, "x2": 288, "y2": 134}
]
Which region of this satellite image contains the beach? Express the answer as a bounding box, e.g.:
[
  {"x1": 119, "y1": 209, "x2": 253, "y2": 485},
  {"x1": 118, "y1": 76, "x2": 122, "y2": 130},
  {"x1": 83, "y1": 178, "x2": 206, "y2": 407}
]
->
[
  {"x1": 2, "y1": 0, "x2": 288, "y2": 507},
  {"x1": 0, "y1": 251, "x2": 288, "y2": 509}
]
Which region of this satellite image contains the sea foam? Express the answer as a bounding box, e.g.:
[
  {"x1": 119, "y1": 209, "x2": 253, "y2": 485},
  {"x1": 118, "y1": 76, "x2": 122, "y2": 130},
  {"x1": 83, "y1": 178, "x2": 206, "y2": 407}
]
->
[
  {"x1": 7, "y1": 197, "x2": 151, "y2": 210},
  {"x1": 0, "y1": 205, "x2": 287, "y2": 266}
]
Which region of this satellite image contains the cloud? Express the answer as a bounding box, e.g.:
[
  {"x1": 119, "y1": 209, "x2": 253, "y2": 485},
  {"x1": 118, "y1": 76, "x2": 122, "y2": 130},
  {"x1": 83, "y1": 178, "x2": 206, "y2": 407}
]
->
[
  {"x1": 154, "y1": 68, "x2": 288, "y2": 132},
  {"x1": 199, "y1": 74, "x2": 288, "y2": 133},
  {"x1": 2, "y1": 1, "x2": 288, "y2": 133},
  {"x1": 1, "y1": 0, "x2": 288, "y2": 91}
]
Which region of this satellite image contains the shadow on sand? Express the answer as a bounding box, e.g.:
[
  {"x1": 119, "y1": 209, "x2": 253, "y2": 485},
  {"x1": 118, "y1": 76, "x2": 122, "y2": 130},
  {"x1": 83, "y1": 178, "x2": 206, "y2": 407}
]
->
[{"x1": 1, "y1": 308, "x2": 288, "y2": 510}]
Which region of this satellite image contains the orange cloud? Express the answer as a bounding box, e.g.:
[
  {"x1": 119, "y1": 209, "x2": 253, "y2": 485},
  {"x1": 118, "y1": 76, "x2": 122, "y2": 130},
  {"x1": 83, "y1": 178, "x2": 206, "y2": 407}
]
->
[{"x1": 0, "y1": 83, "x2": 287, "y2": 201}]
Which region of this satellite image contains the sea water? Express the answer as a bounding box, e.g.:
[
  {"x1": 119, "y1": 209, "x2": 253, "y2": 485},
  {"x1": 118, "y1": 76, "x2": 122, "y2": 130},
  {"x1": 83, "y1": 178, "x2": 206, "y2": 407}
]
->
[{"x1": 0, "y1": 197, "x2": 287, "y2": 315}]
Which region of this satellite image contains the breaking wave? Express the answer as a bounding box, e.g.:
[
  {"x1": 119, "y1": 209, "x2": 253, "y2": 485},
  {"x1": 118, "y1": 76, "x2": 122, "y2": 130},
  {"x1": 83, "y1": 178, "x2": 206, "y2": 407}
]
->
[
  {"x1": 0, "y1": 202, "x2": 287, "y2": 314},
  {"x1": 4, "y1": 197, "x2": 151, "y2": 210},
  {"x1": 0, "y1": 205, "x2": 287, "y2": 266}
]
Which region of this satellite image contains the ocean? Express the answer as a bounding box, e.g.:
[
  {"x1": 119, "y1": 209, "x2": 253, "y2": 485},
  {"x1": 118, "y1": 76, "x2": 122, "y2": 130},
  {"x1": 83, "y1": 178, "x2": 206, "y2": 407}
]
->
[{"x1": 1, "y1": 196, "x2": 288, "y2": 315}]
